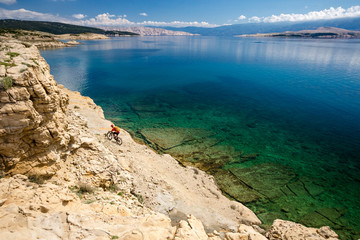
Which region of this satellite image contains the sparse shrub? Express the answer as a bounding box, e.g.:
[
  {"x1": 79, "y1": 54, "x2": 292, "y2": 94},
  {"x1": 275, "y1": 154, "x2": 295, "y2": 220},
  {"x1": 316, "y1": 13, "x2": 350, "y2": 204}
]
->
[
  {"x1": 78, "y1": 182, "x2": 94, "y2": 194},
  {"x1": 22, "y1": 62, "x2": 32, "y2": 67},
  {"x1": 31, "y1": 58, "x2": 39, "y2": 66},
  {"x1": 117, "y1": 192, "x2": 123, "y2": 196},
  {"x1": 137, "y1": 194, "x2": 144, "y2": 203},
  {"x1": 0, "y1": 76, "x2": 13, "y2": 90},
  {"x1": 0, "y1": 62, "x2": 17, "y2": 67},
  {"x1": 69, "y1": 182, "x2": 95, "y2": 199},
  {"x1": 131, "y1": 192, "x2": 144, "y2": 204},
  {"x1": 111, "y1": 236, "x2": 119, "y2": 239},
  {"x1": 108, "y1": 183, "x2": 119, "y2": 192},
  {"x1": 20, "y1": 68, "x2": 27, "y2": 73},
  {"x1": 85, "y1": 200, "x2": 96, "y2": 204},
  {"x1": 6, "y1": 52, "x2": 20, "y2": 58}
]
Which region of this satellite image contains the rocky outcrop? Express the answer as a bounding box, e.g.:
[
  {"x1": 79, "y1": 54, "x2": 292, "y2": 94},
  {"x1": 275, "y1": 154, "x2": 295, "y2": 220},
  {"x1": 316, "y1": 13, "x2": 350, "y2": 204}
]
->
[
  {"x1": 54, "y1": 33, "x2": 109, "y2": 40},
  {"x1": 266, "y1": 219, "x2": 339, "y2": 240},
  {"x1": 0, "y1": 41, "x2": 70, "y2": 177},
  {"x1": 0, "y1": 174, "x2": 176, "y2": 239},
  {"x1": 0, "y1": 30, "x2": 107, "y2": 49},
  {"x1": 0, "y1": 30, "x2": 78, "y2": 49},
  {"x1": 65, "y1": 40, "x2": 82, "y2": 45}
]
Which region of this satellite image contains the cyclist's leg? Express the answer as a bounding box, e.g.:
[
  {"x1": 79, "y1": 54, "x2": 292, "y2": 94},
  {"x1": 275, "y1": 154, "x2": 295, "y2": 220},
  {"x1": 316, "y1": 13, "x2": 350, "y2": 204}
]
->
[{"x1": 114, "y1": 132, "x2": 119, "y2": 140}]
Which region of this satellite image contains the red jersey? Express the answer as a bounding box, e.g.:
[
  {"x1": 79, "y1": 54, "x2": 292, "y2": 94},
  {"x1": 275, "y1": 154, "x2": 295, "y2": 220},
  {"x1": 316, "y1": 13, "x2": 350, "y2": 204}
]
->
[{"x1": 111, "y1": 126, "x2": 120, "y2": 133}]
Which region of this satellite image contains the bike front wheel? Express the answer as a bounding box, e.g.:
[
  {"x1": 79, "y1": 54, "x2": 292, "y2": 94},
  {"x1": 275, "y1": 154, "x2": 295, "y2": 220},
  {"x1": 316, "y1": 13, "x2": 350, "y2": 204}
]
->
[{"x1": 106, "y1": 131, "x2": 113, "y2": 140}]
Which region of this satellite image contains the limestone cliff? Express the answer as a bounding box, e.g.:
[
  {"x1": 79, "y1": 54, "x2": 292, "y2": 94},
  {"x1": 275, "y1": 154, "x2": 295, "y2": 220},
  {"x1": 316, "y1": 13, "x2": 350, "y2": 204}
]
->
[{"x1": 0, "y1": 41, "x2": 70, "y2": 177}]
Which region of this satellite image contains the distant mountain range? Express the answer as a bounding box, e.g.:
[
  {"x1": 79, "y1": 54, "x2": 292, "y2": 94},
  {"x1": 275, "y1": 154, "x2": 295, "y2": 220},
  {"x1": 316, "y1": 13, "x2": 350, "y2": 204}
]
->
[
  {"x1": 102, "y1": 26, "x2": 197, "y2": 36},
  {"x1": 164, "y1": 17, "x2": 360, "y2": 36},
  {"x1": 0, "y1": 19, "x2": 137, "y2": 36}
]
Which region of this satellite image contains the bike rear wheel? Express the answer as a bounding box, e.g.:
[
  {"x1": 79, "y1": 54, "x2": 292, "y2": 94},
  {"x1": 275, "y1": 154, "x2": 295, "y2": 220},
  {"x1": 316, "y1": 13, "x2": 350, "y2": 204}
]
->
[{"x1": 114, "y1": 136, "x2": 122, "y2": 146}]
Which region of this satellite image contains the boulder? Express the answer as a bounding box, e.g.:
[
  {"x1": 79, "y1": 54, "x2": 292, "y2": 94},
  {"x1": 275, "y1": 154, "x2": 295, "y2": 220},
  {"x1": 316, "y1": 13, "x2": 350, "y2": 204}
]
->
[
  {"x1": 266, "y1": 219, "x2": 338, "y2": 240},
  {"x1": 174, "y1": 215, "x2": 208, "y2": 240}
]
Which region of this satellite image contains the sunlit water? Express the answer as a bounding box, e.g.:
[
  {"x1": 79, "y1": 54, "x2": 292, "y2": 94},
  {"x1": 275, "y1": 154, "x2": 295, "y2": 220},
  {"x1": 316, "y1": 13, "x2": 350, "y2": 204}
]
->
[{"x1": 42, "y1": 36, "x2": 360, "y2": 239}]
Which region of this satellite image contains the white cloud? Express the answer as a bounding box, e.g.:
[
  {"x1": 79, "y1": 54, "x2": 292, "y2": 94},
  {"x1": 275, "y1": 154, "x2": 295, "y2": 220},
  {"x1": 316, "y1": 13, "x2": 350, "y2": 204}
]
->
[
  {"x1": 0, "y1": 8, "x2": 69, "y2": 22},
  {"x1": 0, "y1": 0, "x2": 16, "y2": 4},
  {"x1": 0, "y1": 8, "x2": 217, "y2": 27},
  {"x1": 139, "y1": 12, "x2": 147, "y2": 17},
  {"x1": 78, "y1": 12, "x2": 217, "y2": 27},
  {"x1": 238, "y1": 15, "x2": 246, "y2": 20},
  {"x1": 249, "y1": 6, "x2": 360, "y2": 23},
  {"x1": 79, "y1": 13, "x2": 132, "y2": 26},
  {"x1": 248, "y1": 16, "x2": 261, "y2": 22},
  {"x1": 72, "y1": 13, "x2": 86, "y2": 19}
]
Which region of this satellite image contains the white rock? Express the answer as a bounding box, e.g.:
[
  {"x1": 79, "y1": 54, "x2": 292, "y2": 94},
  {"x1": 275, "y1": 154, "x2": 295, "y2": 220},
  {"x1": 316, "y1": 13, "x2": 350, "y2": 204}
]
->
[{"x1": 266, "y1": 219, "x2": 339, "y2": 240}]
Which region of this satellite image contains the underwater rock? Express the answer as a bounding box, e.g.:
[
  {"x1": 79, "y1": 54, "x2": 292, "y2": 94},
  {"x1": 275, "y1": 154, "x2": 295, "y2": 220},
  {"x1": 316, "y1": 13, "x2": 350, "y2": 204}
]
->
[
  {"x1": 212, "y1": 169, "x2": 262, "y2": 203},
  {"x1": 168, "y1": 143, "x2": 240, "y2": 171},
  {"x1": 257, "y1": 211, "x2": 286, "y2": 229},
  {"x1": 299, "y1": 177, "x2": 325, "y2": 197},
  {"x1": 316, "y1": 208, "x2": 345, "y2": 222},
  {"x1": 286, "y1": 180, "x2": 310, "y2": 196},
  {"x1": 283, "y1": 177, "x2": 324, "y2": 198},
  {"x1": 139, "y1": 127, "x2": 213, "y2": 150},
  {"x1": 300, "y1": 211, "x2": 336, "y2": 228},
  {"x1": 229, "y1": 163, "x2": 297, "y2": 200},
  {"x1": 299, "y1": 207, "x2": 346, "y2": 231},
  {"x1": 127, "y1": 99, "x2": 173, "y2": 119}
]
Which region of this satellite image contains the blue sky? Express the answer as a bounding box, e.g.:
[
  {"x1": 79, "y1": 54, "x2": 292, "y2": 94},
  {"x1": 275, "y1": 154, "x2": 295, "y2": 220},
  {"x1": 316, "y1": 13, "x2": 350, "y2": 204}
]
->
[{"x1": 1, "y1": 0, "x2": 360, "y2": 27}]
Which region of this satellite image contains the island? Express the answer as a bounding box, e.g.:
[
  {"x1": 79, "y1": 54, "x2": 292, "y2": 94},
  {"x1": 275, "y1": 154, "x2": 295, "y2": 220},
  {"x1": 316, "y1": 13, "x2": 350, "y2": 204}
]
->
[{"x1": 238, "y1": 27, "x2": 360, "y2": 39}]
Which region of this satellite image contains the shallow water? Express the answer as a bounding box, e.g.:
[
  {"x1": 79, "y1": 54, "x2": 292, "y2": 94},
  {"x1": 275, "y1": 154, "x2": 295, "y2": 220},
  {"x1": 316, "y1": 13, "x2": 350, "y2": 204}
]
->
[{"x1": 42, "y1": 36, "x2": 360, "y2": 239}]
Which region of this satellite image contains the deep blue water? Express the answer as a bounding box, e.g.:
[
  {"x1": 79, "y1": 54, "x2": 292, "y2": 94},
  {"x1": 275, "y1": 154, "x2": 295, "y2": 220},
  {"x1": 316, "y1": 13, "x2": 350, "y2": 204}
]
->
[{"x1": 41, "y1": 36, "x2": 360, "y2": 239}]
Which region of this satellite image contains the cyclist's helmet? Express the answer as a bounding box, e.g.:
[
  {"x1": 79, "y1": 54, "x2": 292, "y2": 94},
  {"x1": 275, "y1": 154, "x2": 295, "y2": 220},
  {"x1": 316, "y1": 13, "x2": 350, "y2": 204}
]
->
[{"x1": 111, "y1": 124, "x2": 114, "y2": 127}]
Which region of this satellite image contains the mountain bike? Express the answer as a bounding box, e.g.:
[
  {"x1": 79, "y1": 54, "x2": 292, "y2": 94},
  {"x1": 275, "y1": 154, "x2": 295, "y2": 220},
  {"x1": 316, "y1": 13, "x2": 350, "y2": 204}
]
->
[{"x1": 106, "y1": 131, "x2": 122, "y2": 145}]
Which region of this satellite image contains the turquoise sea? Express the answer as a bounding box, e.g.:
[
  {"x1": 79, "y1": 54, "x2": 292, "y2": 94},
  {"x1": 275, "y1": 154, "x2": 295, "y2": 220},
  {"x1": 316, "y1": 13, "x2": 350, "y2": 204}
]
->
[{"x1": 41, "y1": 36, "x2": 360, "y2": 239}]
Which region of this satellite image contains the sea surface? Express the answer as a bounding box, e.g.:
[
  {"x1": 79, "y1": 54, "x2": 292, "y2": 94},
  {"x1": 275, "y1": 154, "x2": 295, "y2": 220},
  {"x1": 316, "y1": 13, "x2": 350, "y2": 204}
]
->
[{"x1": 41, "y1": 36, "x2": 360, "y2": 239}]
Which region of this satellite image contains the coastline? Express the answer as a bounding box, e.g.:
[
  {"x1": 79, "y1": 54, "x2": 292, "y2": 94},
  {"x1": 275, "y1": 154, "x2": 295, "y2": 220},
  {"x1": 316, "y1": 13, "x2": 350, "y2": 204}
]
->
[{"x1": 0, "y1": 38, "x2": 340, "y2": 239}]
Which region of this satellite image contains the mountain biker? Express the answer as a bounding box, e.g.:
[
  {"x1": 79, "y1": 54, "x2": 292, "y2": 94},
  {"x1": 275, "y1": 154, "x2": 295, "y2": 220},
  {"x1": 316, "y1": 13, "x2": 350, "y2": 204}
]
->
[{"x1": 111, "y1": 124, "x2": 120, "y2": 139}]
